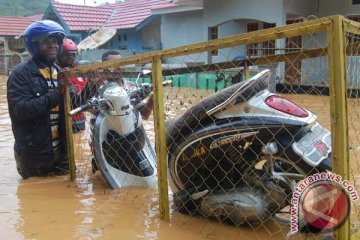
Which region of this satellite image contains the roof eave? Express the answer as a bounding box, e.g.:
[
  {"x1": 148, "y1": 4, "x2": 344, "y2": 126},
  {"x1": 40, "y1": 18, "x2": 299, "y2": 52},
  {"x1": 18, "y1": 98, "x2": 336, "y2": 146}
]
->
[
  {"x1": 0, "y1": 34, "x2": 17, "y2": 37},
  {"x1": 135, "y1": 15, "x2": 160, "y2": 31},
  {"x1": 151, "y1": 5, "x2": 203, "y2": 15},
  {"x1": 43, "y1": 2, "x2": 71, "y2": 33}
]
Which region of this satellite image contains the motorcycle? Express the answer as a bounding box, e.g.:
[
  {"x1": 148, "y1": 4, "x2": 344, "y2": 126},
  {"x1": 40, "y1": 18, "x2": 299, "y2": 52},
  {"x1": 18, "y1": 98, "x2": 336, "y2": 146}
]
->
[
  {"x1": 70, "y1": 70, "x2": 158, "y2": 188},
  {"x1": 69, "y1": 69, "x2": 332, "y2": 225}
]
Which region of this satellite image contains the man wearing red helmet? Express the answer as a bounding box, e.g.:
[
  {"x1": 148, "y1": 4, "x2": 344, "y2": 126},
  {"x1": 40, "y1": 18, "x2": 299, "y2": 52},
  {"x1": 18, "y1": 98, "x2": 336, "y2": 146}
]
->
[{"x1": 57, "y1": 38, "x2": 93, "y2": 133}]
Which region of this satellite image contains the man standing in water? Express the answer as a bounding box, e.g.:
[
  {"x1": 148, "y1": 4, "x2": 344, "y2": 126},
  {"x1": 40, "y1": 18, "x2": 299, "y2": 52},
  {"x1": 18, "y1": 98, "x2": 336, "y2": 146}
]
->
[{"x1": 7, "y1": 20, "x2": 69, "y2": 179}]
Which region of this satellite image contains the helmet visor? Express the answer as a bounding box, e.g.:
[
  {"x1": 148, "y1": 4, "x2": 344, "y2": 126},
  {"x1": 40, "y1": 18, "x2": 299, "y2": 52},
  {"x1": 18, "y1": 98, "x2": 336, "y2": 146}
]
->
[{"x1": 32, "y1": 31, "x2": 65, "y2": 43}]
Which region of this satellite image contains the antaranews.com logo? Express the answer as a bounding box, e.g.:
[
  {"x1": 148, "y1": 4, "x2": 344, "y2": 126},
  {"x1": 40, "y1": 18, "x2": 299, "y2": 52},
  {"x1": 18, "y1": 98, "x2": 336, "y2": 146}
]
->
[{"x1": 290, "y1": 171, "x2": 359, "y2": 234}]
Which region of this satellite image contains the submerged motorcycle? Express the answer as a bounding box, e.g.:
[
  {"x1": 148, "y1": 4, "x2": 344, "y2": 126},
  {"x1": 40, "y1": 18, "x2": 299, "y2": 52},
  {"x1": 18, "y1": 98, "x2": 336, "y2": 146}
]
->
[
  {"x1": 70, "y1": 70, "x2": 158, "y2": 188},
  {"x1": 69, "y1": 69, "x2": 332, "y2": 225}
]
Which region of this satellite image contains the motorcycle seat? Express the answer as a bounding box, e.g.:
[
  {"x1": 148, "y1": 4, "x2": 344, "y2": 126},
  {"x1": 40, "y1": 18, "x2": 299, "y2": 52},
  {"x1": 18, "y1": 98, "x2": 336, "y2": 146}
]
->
[{"x1": 166, "y1": 70, "x2": 270, "y2": 147}]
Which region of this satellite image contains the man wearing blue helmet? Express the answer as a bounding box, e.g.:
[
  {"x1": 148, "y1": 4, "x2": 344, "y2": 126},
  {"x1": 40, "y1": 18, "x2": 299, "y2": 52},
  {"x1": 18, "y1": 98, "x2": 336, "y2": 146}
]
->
[{"x1": 7, "y1": 20, "x2": 70, "y2": 179}]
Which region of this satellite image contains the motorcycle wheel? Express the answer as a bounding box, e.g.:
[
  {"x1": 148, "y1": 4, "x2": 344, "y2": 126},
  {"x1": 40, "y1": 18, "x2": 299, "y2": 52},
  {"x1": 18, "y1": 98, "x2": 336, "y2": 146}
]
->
[
  {"x1": 262, "y1": 153, "x2": 331, "y2": 225},
  {"x1": 260, "y1": 155, "x2": 307, "y2": 225}
]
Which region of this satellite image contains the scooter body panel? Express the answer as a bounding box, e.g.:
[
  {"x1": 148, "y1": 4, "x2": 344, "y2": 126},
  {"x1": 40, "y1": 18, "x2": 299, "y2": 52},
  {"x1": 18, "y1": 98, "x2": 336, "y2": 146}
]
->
[
  {"x1": 168, "y1": 117, "x2": 310, "y2": 193},
  {"x1": 93, "y1": 113, "x2": 157, "y2": 189},
  {"x1": 215, "y1": 89, "x2": 316, "y2": 124}
]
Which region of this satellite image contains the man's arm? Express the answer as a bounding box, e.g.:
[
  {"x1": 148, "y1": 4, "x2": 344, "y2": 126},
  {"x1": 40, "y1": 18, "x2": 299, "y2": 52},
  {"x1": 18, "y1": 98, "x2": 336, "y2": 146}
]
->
[{"x1": 136, "y1": 94, "x2": 154, "y2": 120}]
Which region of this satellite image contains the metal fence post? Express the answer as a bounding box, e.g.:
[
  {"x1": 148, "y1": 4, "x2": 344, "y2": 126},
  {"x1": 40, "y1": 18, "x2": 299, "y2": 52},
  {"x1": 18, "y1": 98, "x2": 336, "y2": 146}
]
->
[
  {"x1": 64, "y1": 83, "x2": 76, "y2": 181},
  {"x1": 152, "y1": 56, "x2": 170, "y2": 222},
  {"x1": 328, "y1": 15, "x2": 350, "y2": 240}
]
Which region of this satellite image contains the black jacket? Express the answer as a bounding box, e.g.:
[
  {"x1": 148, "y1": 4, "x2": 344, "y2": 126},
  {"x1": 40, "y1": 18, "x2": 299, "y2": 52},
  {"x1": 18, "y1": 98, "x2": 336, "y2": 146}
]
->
[{"x1": 7, "y1": 59, "x2": 67, "y2": 160}]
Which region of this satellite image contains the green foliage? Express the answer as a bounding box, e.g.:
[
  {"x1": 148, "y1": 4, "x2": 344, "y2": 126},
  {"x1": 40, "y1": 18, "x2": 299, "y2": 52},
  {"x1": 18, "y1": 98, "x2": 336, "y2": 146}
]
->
[{"x1": 0, "y1": 0, "x2": 50, "y2": 16}]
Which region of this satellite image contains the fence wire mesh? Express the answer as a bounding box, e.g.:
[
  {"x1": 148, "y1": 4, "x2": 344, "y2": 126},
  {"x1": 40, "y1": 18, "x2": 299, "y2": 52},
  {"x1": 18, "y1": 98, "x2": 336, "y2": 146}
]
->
[
  {"x1": 345, "y1": 22, "x2": 360, "y2": 237},
  {"x1": 65, "y1": 16, "x2": 357, "y2": 239}
]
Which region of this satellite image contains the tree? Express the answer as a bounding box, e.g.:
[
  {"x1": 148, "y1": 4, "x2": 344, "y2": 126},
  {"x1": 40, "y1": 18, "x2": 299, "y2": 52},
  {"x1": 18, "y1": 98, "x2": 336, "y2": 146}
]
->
[{"x1": 0, "y1": 0, "x2": 50, "y2": 16}]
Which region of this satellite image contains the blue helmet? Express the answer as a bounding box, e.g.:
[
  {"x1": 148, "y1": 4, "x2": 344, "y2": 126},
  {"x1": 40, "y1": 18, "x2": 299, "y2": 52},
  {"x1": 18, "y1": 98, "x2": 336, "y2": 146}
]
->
[{"x1": 24, "y1": 20, "x2": 65, "y2": 57}]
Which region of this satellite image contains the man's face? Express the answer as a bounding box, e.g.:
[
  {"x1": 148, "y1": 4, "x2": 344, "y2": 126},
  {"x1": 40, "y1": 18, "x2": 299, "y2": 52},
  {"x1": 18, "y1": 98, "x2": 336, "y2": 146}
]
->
[
  {"x1": 37, "y1": 36, "x2": 60, "y2": 64},
  {"x1": 58, "y1": 50, "x2": 77, "y2": 68}
]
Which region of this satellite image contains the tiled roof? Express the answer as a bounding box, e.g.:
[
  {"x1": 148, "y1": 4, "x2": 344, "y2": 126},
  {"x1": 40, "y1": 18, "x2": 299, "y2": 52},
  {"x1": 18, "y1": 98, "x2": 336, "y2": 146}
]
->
[
  {"x1": 52, "y1": 0, "x2": 169, "y2": 31},
  {"x1": 0, "y1": 14, "x2": 43, "y2": 36},
  {"x1": 52, "y1": 2, "x2": 112, "y2": 31}
]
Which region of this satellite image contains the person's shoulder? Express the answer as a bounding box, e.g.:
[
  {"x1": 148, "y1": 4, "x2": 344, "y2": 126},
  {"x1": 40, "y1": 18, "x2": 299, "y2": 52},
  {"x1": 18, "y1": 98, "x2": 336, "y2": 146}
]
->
[
  {"x1": 11, "y1": 59, "x2": 34, "y2": 73},
  {"x1": 8, "y1": 59, "x2": 37, "y2": 80},
  {"x1": 8, "y1": 61, "x2": 26, "y2": 77}
]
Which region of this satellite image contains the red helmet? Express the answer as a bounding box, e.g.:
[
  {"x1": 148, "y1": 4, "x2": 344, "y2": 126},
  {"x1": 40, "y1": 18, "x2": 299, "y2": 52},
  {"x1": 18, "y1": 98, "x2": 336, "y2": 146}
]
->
[{"x1": 63, "y1": 38, "x2": 78, "y2": 52}]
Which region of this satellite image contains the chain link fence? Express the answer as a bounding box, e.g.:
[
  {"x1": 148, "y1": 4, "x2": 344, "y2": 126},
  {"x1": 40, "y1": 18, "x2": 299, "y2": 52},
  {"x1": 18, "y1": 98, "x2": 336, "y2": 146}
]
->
[
  {"x1": 345, "y1": 18, "x2": 360, "y2": 239},
  {"x1": 64, "y1": 16, "x2": 358, "y2": 239}
]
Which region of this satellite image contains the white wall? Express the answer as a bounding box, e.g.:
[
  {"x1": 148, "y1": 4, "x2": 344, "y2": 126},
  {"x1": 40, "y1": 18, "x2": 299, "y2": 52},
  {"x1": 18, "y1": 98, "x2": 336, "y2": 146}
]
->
[
  {"x1": 318, "y1": 0, "x2": 360, "y2": 17},
  {"x1": 204, "y1": 0, "x2": 284, "y2": 27},
  {"x1": 161, "y1": 10, "x2": 204, "y2": 63},
  {"x1": 141, "y1": 17, "x2": 161, "y2": 50},
  {"x1": 203, "y1": 0, "x2": 285, "y2": 64},
  {"x1": 284, "y1": 0, "x2": 360, "y2": 18},
  {"x1": 212, "y1": 20, "x2": 247, "y2": 63},
  {"x1": 284, "y1": 0, "x2": 316, "y2": 19},
  {"x1": 160, "y1": 0, "x2": 322, "y2": 65},
  {"x1": 161, "y1": 10, "x2": 203, "y2": 49},
  {"x1": 159, "y1": 0, "x2": 360, "y2": 85}
]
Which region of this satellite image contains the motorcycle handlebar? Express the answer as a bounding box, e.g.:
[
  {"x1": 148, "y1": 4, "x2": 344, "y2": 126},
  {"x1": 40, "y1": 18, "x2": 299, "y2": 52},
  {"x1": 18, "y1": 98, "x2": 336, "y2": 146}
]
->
[
  {"x1": 69, "y1": 102, "x2": 92, "y2": 116},
  {"x1": 68, "y1": 80, "x2": 172, "y2": 116},
  {"x1": 128, "y1": 80, "x2": 172, "y2": 101},
  {"x1": 162, "y1": 80, "x2": 172, "y2": 86}
]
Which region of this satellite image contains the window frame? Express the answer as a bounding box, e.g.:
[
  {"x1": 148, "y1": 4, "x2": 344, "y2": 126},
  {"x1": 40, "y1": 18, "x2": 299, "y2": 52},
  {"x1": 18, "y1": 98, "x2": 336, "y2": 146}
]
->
[
  {"x1": 208, "y1": 26, "x2": 218, "y2": 56},
  {"x1": 246, "y1": 21, "x2": 276, "y2": 57}
]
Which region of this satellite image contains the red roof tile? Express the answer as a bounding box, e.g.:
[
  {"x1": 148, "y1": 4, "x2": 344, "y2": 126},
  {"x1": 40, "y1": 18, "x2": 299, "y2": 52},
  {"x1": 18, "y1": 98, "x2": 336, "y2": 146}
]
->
[
  {"x1": 52, "y1": 2, "x2": 112, "y2": 31},
  {"x1": 0, "y1": 14, "x2": 43, "y2": 36},
  {"x1": 52, "y1": 0, "x2": 170, "y2": 31}
]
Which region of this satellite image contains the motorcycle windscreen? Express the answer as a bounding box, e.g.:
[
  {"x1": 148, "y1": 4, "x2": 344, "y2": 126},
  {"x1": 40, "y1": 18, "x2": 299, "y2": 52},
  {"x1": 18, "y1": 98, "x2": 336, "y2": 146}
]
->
[{"x1": 101, "y1": 126, "x2": 155, "y2": 176}]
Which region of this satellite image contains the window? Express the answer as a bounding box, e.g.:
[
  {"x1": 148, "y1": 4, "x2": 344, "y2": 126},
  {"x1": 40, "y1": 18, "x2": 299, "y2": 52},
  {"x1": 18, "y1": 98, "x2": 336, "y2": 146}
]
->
[
  {"x1": 247, "y1": 22, "x2": 259, "y2": 57},
  {"x1": 346, "y1": 16, "x2": 360, "y2": 43},
  {"x1": 352, "y1": 0, "x2": 360, "y2": 5},
  {"x1": 263, "y1": 22, "x2": 276, "y2": 55},
  {"x1": 348, "y1": 15, "x2": 360, "y2": 22},
  {"x1": 208, "y1": 26, "x2": 218, "y2": 56},
  {"x1": 118, "y1": 34, "x2": 127, "y2": 41},
  {"x1": 247, "y1": 22, "x2": 276, "y2": 57}
]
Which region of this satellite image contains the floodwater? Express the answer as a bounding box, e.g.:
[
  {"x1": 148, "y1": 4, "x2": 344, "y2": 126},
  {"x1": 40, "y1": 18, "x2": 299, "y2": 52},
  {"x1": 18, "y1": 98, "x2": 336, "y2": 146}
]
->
[{"x1": 0, "y1": 74, "x2": 358, "y2": 240}]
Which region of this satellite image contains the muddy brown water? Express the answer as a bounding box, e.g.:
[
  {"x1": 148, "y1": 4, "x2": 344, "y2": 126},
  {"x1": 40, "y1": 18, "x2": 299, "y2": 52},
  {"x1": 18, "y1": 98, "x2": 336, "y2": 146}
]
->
[{"x1": 1, "y1": 75, "x2": 359, "y2": 240}]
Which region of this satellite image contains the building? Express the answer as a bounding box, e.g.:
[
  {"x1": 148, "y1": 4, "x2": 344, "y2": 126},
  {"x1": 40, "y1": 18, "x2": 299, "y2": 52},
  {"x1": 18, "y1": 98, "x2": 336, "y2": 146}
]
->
[
  {"x1": 43, "y1": 0, "x2": 169, "y2": 54},
  {"x1": 0, "y1": 14, "x2": 42, "y2": 74},
  {"x1": 153, "y1": 0, "x2": 360, "y2": 85},
  {"x1": 0, "y1": 0, "x2": 170, "y2": 73},
  {"x1": 1, "y1": 0, "x2": 359, "y2": 85}
]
